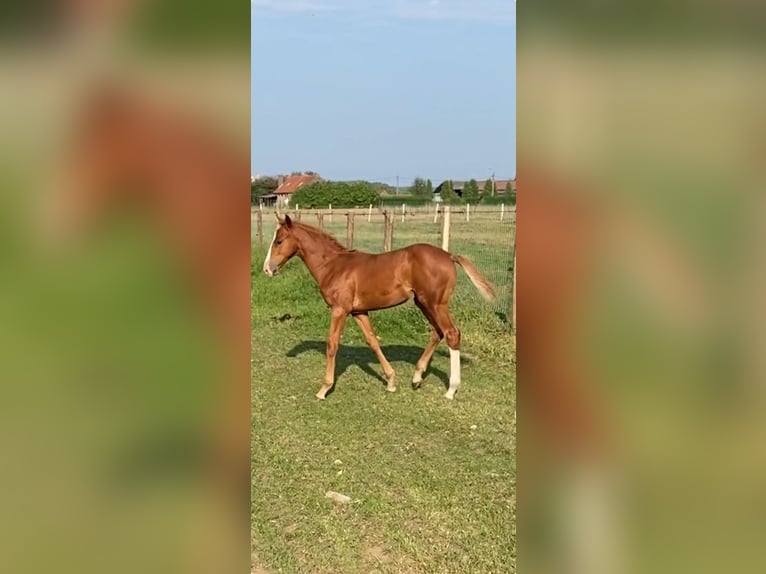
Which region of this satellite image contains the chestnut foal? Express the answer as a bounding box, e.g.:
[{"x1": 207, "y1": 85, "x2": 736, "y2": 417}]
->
[{"x1": 263, "y1": 214, "x2": 496, "y2": 400}]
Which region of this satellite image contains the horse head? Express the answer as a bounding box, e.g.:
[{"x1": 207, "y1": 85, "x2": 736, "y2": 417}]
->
[{"x1": 263, "y1": 214, "x2": 300, "y2": 276}]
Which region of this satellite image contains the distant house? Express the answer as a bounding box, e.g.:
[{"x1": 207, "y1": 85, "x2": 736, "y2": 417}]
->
[
  {"x1": 268, "y1": 174, "x2": 321, "y2": 208},
  {"x1": 434, "y1": 178, "x2": 516, "y2": 199},
  {"x1": 252, "y1": 174, "x2": 279, "y2": 206},
  {"x1": 483, "y1": 179, "x2": 516, "y2": 195}
]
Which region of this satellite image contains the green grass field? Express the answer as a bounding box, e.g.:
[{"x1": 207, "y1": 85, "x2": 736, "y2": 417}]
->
[{"x1": 251, "y1": 210, "x2": 516, "y2": 574}]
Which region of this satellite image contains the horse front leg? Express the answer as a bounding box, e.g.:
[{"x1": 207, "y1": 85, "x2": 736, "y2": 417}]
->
[{"x1": 316, "y1": 308, "x2": 348, "y2": 400}]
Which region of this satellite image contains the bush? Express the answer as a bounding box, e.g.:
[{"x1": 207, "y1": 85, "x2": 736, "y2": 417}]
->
[
  {"x1": 291, "y1": 180, "x2": 379, "y2": 209},
  {"x1": 479, "y1": 192, "x2": 516, "y2": 206}
]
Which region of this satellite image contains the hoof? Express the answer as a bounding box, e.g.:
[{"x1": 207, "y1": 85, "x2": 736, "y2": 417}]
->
[
  {"x1": 444, "y1": 392, "x2": 455, "y2": 400},
  {"x1": 412, "y1": 381, "x2": 422, "y2": 390},
  {"x1": 385, "y1": 372, "x2": 396, "y2": 393}
]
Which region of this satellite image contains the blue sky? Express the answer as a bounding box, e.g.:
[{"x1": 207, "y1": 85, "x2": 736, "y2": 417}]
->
[{"x1": 251, "y1": 0, "x2": 515, "y2": 185}]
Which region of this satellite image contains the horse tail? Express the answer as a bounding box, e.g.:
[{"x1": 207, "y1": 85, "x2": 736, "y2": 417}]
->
[{"x1": 451, "y1": 254, "x2": 497, "y2": 302}]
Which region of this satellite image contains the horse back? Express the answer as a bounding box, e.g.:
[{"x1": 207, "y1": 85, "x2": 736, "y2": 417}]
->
[{"x1": 331, "y1": 243, "x2": 455, "y2": 311}]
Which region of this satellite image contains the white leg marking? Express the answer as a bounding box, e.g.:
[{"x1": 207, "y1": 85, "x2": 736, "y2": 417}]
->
[
  {"x1": 263, "y1": 229, "x2": 278, "y2": 275},
  {"x1": 445, "y1": 348, "x2": 461, "y2": 399}
]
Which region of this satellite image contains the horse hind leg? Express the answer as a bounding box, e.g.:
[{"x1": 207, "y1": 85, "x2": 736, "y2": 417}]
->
[
  {"x1": 412, "y1": 299, "x2": 444, "y2": 388},
  {"x1": 353, "y1": 313, "x2": 396, "y2": 392},
  {"x1": 412, "y1": 328, "x2": 442, "y2": 388},
  {"x1": 433, "y1": 305, "x2": 461, "y2": 400}
]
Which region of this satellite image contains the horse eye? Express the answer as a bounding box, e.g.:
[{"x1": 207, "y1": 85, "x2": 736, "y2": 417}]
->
[{"x1": 275, "y1": 239, "x2": 283, "y2": 245}]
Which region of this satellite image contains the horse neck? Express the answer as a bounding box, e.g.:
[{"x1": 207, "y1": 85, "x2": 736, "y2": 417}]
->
[{"x1": 294, "y1": 227, "x2": 346, "y2": 285}]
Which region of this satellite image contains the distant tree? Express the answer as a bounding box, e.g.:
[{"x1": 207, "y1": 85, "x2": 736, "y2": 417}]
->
[
  {"x1": 463, "y1": 179, "x2": 479, "y2": 203},
  {"x1": 373, "y1": 182, "x2": 395, "y2": 196},
  {"x1": 425, "y1": 179, "x2": 433, "y2": 196},
  {"x1": 440, "y1": 180, "x2": 460, "y2": 204},
  {"x1": 410, "y1": 177, "x2": 429, "y2": 197},
  {"x1": 251, "y1": 177, "x2": 278, "y2": 204},
  {"x1": 483, "y1": 177, "x2": 495, "y2": 197}
]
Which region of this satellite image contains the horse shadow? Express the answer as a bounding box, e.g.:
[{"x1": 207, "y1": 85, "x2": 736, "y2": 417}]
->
[{"x1": 286, "y1": 341, "x2": 469, "y2": 394}]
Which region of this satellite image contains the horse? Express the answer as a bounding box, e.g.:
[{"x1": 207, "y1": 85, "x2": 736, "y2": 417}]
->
[{"x1": 262, "y1": 214, "x2": 497, "y2": 400}]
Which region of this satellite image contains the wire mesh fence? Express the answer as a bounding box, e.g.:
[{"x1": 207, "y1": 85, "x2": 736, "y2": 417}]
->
[
  {"x1": 447, "y1": 208, "x2": 515, "y2": 327},
  {"x1": 252, "y1": 205, "x2": 516, "y2": 329}
]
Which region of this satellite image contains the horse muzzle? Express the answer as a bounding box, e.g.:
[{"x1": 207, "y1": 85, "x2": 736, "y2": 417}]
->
[{"x1": 263, "y1": 261, "x2": 279, "y2": 277}]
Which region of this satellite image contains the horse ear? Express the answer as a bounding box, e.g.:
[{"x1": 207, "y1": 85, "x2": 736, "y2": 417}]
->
[
  {"x1": 275, "y1": 213, "x2": 284, "y2": 225},
  {"x1": 284, "y1": 214, "x2": 293, "y2": 228}
]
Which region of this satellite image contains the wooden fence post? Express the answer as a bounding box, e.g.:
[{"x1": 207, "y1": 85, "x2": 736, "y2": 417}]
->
[
  {"x1": 402, "y1": 203, "x2": 406, "y2": 223},
  {"x1": 433, "y1": 204, "x2": 440, "y2": 224},
  {"x1": 256, "y1": 209, "x2": 263, "y2": 246},
  {"x1": 383, "y1": 211, "x2": 394, "y2": 252},
  {"x1": 346, "y1": 212, "x2": 355, "y2": 249},
  {"x1": 329, "y1": 204, "x2": 332, "y2": 225},
  {"x1": 500, "y1": 203, "x2": 505, "y2": 221},
  {"x1": 466, "y1": 203, "x2": 470, "y2": 222},
  {"x1": 382, "y1": 211, "x2": 389, "y2": 252},
  {"x1": 368, "y1": 204, "x2": 372, "y2": 222},
  {"x1": 317, "y1": 212, "x2": 324, "y2": 228},
  {"x1": 441, "y1": 205, "x2": 451, "y2": 252},
  {"x1": 388, "y1": 212, "x2": 395, "y2": 251}
]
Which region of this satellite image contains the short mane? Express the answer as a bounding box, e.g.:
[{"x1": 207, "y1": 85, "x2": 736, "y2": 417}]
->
[{"x1": 292, "y1": 221, "x2": 350, "y2": 252}]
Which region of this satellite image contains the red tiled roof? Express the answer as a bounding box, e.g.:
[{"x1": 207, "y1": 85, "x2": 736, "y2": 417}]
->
[{"x1": 274, "y1": 175, "x2": 321, "y2": 195}]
